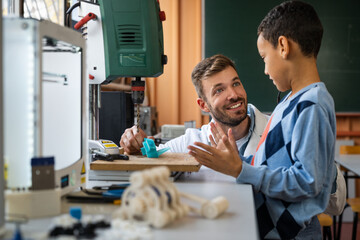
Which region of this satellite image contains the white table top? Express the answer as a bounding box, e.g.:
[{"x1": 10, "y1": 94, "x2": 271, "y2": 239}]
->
[
  {"x1": 152, "y1": 182, "x2": 258, "y2": 240},
  {"x1": 335, "y1": 154, "x2": 360, "y2": 176},
  {"x1": 176, "y1": 166, "x2": 237, "y2": 183},
  {"x1": 4, "y1": 167, "x2": 259, "y2": 239}
]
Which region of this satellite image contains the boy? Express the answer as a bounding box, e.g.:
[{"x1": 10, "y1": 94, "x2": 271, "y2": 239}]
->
[{"x1": 188, "y1": 1, "x2": 336, "y2": 239}]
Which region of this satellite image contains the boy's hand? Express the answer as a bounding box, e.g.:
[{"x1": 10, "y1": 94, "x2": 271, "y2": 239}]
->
[
  {"x1": 119, "y1": 126, "x2": 148, "y2": 154},
  {"x1": 188, "y1": 128, "x2": 242, "y2": 178},
  {"x1": 209, "y1": 122, "x2": 238, "y2": 152}
]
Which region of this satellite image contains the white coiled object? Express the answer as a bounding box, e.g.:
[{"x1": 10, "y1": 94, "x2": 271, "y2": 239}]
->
[{"x1": 114, "y1": 166, "x2": 228, "y2": 228}]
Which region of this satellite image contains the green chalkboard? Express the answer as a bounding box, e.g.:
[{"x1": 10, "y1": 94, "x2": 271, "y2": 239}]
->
[{"x1": 205, "y1": 0, "x2": 360, "y2": 112}]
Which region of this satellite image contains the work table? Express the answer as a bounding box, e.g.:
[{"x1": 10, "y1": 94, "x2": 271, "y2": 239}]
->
[{"x1": 4, "y1": 167, "x2": 259, "y2": 239}]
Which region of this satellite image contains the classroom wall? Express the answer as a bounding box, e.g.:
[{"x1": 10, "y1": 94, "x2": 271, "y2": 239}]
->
[
  {"x1": 336, "y1": 114, "x2": 360, "y2": 145},
  {"x1": 147, "y1": 0, "x2": 206, "y2": 129},
  {"x1": 148, "y1": 1, "x2": 360, "y2": 138},
  {"x1": 204, "y1": 0, "x2": 360, "y2": 113}
]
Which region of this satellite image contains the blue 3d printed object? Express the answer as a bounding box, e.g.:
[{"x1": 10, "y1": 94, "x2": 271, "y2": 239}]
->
[{"x1": 141, "y1": 138, "x2": 170, "y2": 158}]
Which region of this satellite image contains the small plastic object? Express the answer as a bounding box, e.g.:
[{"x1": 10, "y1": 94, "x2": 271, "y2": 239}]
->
[
  {"x1": 141, "y1": 138, "x2": 170, "y2": 158},
  {"x1": 69, "y1": 207, "x2": 82, "y2": 220},
  {"x1": 12, "y1": 224, "x2": 23, "y2": 240}
]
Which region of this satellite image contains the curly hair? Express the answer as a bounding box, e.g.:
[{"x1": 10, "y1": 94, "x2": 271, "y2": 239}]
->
[
  {"x1": 191, "y1": 54, "x2": 237, "y2": 99},
  {"x1": 258, "y1": 1, "x2": 323, "y2": 58}
]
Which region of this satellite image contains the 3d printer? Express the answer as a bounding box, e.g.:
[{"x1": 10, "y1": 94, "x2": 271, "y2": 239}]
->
[{"x1": 3, "y1": 18, "x2": 87, "y2": 218}]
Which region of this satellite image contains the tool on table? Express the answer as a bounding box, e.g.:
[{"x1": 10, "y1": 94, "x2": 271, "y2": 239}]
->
[
  {"x1": 92, "y1": 150, "x2": 129, "y2": 161},
  {"x1": 83, "y1": 188, "x2": 125, "y2": 199},
  {"x1": 48, "y1": 208, "x2": 111, "y2": 238},
  {"x1": 66, "y1": 188, "x2": 126, "y2": 204},
  {"x1": 92, "y1": 183, "x2": 130, "y2": 191},
  {"x1": 89, "y1": 140, "x2": 129, "y2": 161}
]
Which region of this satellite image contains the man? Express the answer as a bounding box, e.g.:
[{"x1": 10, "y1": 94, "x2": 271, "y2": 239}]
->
[{"x1": 120, "y1": 54, "x2": 269, "y2": 157}]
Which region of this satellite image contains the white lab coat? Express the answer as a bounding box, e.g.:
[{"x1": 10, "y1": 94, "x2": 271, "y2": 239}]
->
[{"x1": 158, "y1": 104, "x2": 269, "y2": 157}]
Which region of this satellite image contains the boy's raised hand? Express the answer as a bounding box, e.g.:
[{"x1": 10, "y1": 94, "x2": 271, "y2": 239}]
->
[
  {"x1": 209, "y1": 122, "x2": 238, "y2": 152},
  {"x1": 188, "y1": 128, "x2": 242, "y2": 178}
]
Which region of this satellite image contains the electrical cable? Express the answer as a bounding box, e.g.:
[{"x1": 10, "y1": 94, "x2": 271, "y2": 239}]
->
[
  {"x1": 65, "y1": 1, "x2": 80, "y2": 27},
  {"x1": 33, "y1": 0, "x2": 42, "y2": 19},
  {"x1": 42, "y1": 0, "x2": 51, "y2": 21}
]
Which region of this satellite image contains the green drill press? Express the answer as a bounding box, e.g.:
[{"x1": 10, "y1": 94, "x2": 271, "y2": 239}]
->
[
  {"x1": 72, "y1": 0, "x2": 167, "y2": 180},
  {"x1": 75, "y1": 0, "x2": 167, "y2": 137}
]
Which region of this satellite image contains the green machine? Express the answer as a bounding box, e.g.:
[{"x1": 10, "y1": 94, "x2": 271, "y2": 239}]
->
[
  {"x1": 78, "y1": 0, "x2": 167, "y2": 82},
  {"x1": 98, "y1": 0, "x2": 167, "y2": 80},
  {"x1": 74, "y1": 0, "x2": 167, "y2": 136}
]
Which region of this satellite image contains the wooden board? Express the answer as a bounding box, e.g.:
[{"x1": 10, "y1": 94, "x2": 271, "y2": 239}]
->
[{"x1": 90, "y1": 152, "x2": 201, "y2": 172}]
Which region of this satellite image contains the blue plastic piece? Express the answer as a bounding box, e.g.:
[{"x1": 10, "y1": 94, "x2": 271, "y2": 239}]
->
[
  {"x1": 31, "y1": 156, "x2": 55, "y2": 166},
  {"x1": 69, "y1": 207, "x2": 82, "y2": 220},
  {"x1": 141, "y1": 138, "x2": 170, "y2": 158},
  {"x1": 102, "y1": 189, "x2": 125, "y2": 198},
  {"x1": 12, "y1": 227, "x2": 22, "y2": 240}
]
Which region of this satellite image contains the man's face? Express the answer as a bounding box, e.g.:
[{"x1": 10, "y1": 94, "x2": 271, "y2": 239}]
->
[
  {"x1": 257, "y1": 33, "x2": 290, "y2": 92},
  {"x1": 199, "y1": 66, "x2": 248, "y2": 127}
]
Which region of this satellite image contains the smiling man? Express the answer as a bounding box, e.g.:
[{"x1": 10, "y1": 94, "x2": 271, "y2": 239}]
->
[{"x1": 120, "y1": 54, "x2": 269, "y2": 156}]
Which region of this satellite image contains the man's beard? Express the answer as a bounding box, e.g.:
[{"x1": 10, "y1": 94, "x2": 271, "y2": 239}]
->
[{"x1": 207, "y1": 98, "x2": 248, "y2": 127}]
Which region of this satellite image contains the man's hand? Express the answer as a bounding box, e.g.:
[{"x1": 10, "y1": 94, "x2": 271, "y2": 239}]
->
[
  {"x1": 119, "y1": 126, "x2": 148, "y2": 154},
  {"x1": 188, "y1": 128, "x2": 242, "y2": 178}
]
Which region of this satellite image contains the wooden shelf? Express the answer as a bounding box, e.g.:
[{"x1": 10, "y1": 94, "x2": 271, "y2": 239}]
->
[
  {"x1": 336, "y1": 113, "x2": 360, "y2": 117},
  {"x1": 337, "y1": 131, "x2": 360, "y2": 137}
]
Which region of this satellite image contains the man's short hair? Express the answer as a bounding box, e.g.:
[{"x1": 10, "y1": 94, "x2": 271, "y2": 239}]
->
[
  {"x1": 257, "y1": 0, "x2": 323, "y2": 58},
  {"x1": 191, "y1": 54, "x2": 237, "y2": 99}
]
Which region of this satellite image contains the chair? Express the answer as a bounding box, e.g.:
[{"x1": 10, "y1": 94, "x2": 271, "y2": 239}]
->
[
  {"x1": 318, "y1": 213, "x2": 333, "y2": 240},
  {"x1": 338, "y1": 145, "x2": 360, "y2": 240}
]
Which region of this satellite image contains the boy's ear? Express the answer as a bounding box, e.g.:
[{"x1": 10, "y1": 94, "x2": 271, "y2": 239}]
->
[
  {"x1": 197, "y1": 98, "x2": 210, "y2": 113},
  {"x1": 278, "y1": 36, "x2": 289, "y2": 59}
]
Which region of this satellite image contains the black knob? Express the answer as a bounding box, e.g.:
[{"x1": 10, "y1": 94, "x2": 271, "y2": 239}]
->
[{"x1": 162, "y1": 54, "x2": 168, "y2": 65}]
